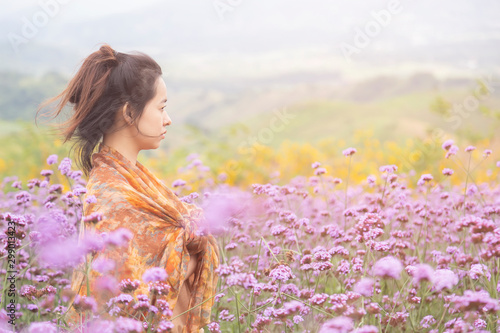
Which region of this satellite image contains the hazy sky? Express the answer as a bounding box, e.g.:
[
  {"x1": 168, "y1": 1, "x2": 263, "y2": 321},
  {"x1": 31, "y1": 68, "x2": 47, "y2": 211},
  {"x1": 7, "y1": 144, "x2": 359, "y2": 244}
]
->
[
  {"x1": 2, "y1": 0, "x2": 161, "y2": 21},
  {"x1": 1, "y1": 0, "x2": 499, "y2": 78}
]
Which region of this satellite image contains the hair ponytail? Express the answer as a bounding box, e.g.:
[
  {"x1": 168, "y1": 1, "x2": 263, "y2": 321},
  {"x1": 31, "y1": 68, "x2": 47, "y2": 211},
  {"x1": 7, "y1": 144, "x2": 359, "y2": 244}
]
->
[{"x1": 37, "y1": 43, "x2": 162, "y2": 177}]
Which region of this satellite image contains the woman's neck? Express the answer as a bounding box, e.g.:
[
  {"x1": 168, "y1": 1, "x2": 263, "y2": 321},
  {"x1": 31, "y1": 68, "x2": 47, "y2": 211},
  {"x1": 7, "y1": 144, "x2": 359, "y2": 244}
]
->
[{"x1": 102, "y1": 133, "x2": 139, "y2": 166}]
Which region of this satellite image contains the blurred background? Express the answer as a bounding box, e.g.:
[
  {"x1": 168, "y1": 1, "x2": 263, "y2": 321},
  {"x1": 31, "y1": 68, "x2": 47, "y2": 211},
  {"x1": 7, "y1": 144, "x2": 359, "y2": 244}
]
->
[{"x1": 1, "y1": 0, "x2": 499, "y2": 187}]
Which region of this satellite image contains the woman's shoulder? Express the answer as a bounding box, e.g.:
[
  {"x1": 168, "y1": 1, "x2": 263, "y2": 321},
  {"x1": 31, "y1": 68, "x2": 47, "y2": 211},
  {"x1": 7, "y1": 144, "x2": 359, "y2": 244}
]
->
[
  {"x1": 83, "y1": 162, "x2": 134, "y2": 215},
  {"x1": 86, "y1": 159, "x2": 130, "y2": 192}
]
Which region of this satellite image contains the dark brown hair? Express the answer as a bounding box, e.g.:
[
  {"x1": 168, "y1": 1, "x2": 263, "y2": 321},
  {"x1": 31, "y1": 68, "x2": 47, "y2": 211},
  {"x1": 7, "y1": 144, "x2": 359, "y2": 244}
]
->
[{"x1": 37, "y1": 43, "x2": 162, "y2": 177}]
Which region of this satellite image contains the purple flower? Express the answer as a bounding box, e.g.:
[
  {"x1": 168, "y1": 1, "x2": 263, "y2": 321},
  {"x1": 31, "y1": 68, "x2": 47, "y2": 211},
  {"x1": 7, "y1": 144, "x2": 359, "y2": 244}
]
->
[
  {"x1": 119, "y1": 279, "x2": 141, "y2": 293},
  {"x1": 315, "y1": 167, "x2": 327, "y2": 176},
  {"x1": 92, "y1": 257, "x2": 116, "y2": 273},
  {"x1": 373, "y1": 256, "x2": 403, "y2": 279},
  {"x1": 452, "y1": 290, "x2": 499, "y2": 313},
  {"x1": 28, "y1": 321, "x2": 58, "y2": 333},
  {"x1": 342, "y1": 147, "x2": 357, "y2": 157},
  {"x1": 73, "y1": 186, "x2": 87, "y2": 196},
  {"x1": 113, "y1": 317, "x2": 143, "y2": 333},
  {"x1": 105, "y1": 228, "x2": 134, "y2": 247},
  {"x1": 186, "y1": 153, "x2": 200, "y2": 162},
  {"x1": 156, "y1": 320, "x2": 175, "y2": 333},
  {"x1": 132, "y1": 300, "x2": 150, "y2": 312},
  {"x1": 15, "y1": 191, "x2": 31, "y2": 204},
  {"x1": 432, "y1": 269, "x2": 458, "y2": 291},
  {"x1": 107, "y1": 294, "x2": 134, "y2": 308},
  {"x1": 214, "y1": 293, "x2": 225, "y2": 302},
  {"x1": 40, "y1": 169, "x2": 53, "y2": 177},
  {"x1": 420, "y1": 315, "x2": 436, "y2": 328},
  {"x1": 206, "y1": 321, "x2": 221, "y2": 333},
  {"x1": 219, "y1": 309, "x2": 235, "y2": 322},
  {"x1": 172, "y1": 179, "x2": 187, "y2": 187},
  {"x1": 73, "y1": 295, "x2": 98, "y2": 313},
  {"x1": 269, "y1": 265, "x2": 296, "y2": 282},
  {"x1": 26, "y1": 304, "x2": 38, "y2": 313},
  {"x1": 483, "y1": 149, "x2": 492, "y2": 157},
  {"x1": 46, "y1": 154, "x2": 58, "y2": 165},
  {"x1": 313, "y1": 250, "x2": 332, "y2": 262},
  {"x1": 474, "y1": 318, "x2": 487, "y2": 329},
  {"x1": 354, "y1": 278, "x2": 374, "y2": 297},
  {"x1": 199, "y1": 188, "x2": 249, "y2": 235},
  {"x1": 442, "y1": 168, "x2": 454, "y2": 176},
  {"x1": 83, "y1": 212, "x2": 103, "y2": 224},
  {"x1": 11, "y1": 180, "x2": 22, "y2": 189},
  {"x1": 86, "y1": 320, "x2": 115, "y2": 333},
  {"x1": 312, "y1": 162, "x2": 321, "y2": 169},
  {"x1": 367, "y1": 175, "x2": 376, "y2": 185},
  {"x1": 445, "y1": 145, "x2": 459, "y2": 159},
  {"x1": 271, "y1": 224, "x2": 287, "y2": 236},
  {"x1": 225, "y1": 242, "x2": 238, "y2": 251},
  {"x1": 226, "y1": 273, "x2": 258, "y2": 289},
  {"x1": 442, "y1": 140, "x2": 454, "y2": 151},
  {"x1": 58, "y1": 157, "x2": 72, "y2": 175},
  {"x1": 95, "y1": 276, "x2": 119, "y2": 293},
  {"x1": 217, "y1": 173, "x2": 228, "y2": 182},
  {"x1": 469, "y1": 264, "x2": 491, "y2": 281},
  {"x1": 39, "y1": 237, "x2": 86, "y2": 269},
  {"x1": 309, "y1": 293, "x2": 330, "y2": 305},
  {"x1": 69, "y1": 170, "x2": 83, "y2": 180},
  {"x1": 85, "y1": 195, "x2": 97, "y2": 204},
  {"x1": 379, "y1": 165, "x2": 398, "y2": 173},
  {"x1": 147, "y1": 283, "x2": 169, "y2": 298},
  {"x1": 417, "y1": 174, "x2": 433, "y2": 186},
  {"x1": 81, "y1": 231, "x2": 105, "y2": 253},
  {"x1": 142, "y1": 267, "x2": 168, "y2": 283},
  {"x1": 319, "y1": 316, "x2": 354, "y2": 333},
  {"x1": 413, "y1": 264, "x2": 434, "y2": 285},
  {"x1": 48, "y1": 184, "x2": 63, "y2": 193},
  {"x1": 465, "y1": 145, "x2": 476, "y2": 152}
]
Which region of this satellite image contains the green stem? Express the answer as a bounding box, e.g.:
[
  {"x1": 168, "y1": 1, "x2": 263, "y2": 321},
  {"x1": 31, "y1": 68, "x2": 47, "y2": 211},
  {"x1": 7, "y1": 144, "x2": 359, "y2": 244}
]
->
[
  {"x1": 344, "y1": 156, "x2": 352, "y2": 232},
  {"x1": 261, "y1": 236, "x2": 280, "y2": 264},
  {"x1": 462, "y1": 153, "x2": 472, "y2": 218},
  {"x1": 319, "y1": 175, "x2": 330, "y2": 212},
  {"x1": 170, "y1": 285, "x2": 231, "y2": 322},
  {"x1": 380, "y1": 173, "x2": 389, "y2": 206},
  {"x1": 282, "y1": 293, "x2": 334, "y2": 318},
  {"x1": 231, "y1": 288, "x2": 242, "y2": 333}
]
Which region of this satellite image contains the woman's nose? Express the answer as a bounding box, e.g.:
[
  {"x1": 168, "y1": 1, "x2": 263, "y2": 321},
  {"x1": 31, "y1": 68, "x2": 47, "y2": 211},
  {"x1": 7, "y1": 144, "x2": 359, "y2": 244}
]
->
[{"x1": 163, "y1": 114, "x2": 172, "y2": 126}]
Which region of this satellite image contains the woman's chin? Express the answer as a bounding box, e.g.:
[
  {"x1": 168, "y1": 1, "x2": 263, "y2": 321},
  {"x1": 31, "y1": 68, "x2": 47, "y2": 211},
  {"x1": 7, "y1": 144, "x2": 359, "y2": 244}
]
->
[{"x1": 140, "y1": 142, "x2": 161, "y2": 151}]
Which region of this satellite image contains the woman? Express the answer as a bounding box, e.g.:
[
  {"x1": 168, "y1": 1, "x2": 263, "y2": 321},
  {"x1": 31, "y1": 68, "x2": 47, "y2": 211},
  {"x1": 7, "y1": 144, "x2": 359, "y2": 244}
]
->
[{"x1": 39, "y1": 44, "x2": 219, "y2": 333}]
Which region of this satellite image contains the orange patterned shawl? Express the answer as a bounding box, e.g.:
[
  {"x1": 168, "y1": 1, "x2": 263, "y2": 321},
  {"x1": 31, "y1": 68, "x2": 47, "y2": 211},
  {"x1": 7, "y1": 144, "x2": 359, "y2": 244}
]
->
[{"x1": 70, "y1": 143, "x2": 220, "y2": 332}]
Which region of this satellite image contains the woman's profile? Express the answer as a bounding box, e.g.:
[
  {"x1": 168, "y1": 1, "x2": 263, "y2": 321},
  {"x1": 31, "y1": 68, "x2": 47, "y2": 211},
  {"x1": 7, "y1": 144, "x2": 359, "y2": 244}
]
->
[{"x1": 38, "y1": 44, "x2": 220, "y2": 333}]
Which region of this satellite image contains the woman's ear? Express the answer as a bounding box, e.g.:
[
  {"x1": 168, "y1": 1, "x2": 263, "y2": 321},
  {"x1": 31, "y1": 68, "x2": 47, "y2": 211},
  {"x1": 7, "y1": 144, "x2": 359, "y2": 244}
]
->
[{"x1": 122, "y1": 103, "x2": 133, "y2": 125}]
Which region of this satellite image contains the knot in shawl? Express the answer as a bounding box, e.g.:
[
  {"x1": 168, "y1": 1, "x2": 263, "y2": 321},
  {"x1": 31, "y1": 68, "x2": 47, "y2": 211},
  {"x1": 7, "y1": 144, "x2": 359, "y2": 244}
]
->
[{"x1": 70, "y1": 144, "x2": 220, "y2": 332}]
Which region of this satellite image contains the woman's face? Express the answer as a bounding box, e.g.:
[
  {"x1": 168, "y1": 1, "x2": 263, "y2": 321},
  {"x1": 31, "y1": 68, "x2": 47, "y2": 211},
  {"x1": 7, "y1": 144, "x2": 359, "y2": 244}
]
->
[{"x1": 133, "y1": 76, "x2": 171, "y2": 150}]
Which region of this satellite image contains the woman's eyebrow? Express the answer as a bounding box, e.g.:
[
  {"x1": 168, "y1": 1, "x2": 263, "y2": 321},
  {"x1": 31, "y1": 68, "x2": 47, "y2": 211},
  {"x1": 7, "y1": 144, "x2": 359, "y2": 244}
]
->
[{"x1": 160, "y1": 98, "x2": 167, "y2": 103}]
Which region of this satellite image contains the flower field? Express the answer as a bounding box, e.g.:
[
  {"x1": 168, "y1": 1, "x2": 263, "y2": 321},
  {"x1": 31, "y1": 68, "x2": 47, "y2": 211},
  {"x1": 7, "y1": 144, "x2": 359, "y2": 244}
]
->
[{"x1": 1, "y1": 139, "x2": 500, "y2": 332}]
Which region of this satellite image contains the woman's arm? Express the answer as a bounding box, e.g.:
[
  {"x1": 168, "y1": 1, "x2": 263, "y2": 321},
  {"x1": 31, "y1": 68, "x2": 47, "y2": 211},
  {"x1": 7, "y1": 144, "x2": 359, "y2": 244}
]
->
[
  {"x1": 186, "y1": 253, "x2": 198, "y2": 279},
  {"x1": 183, "y1": 253, "x2": 198, "y2": 294}
]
